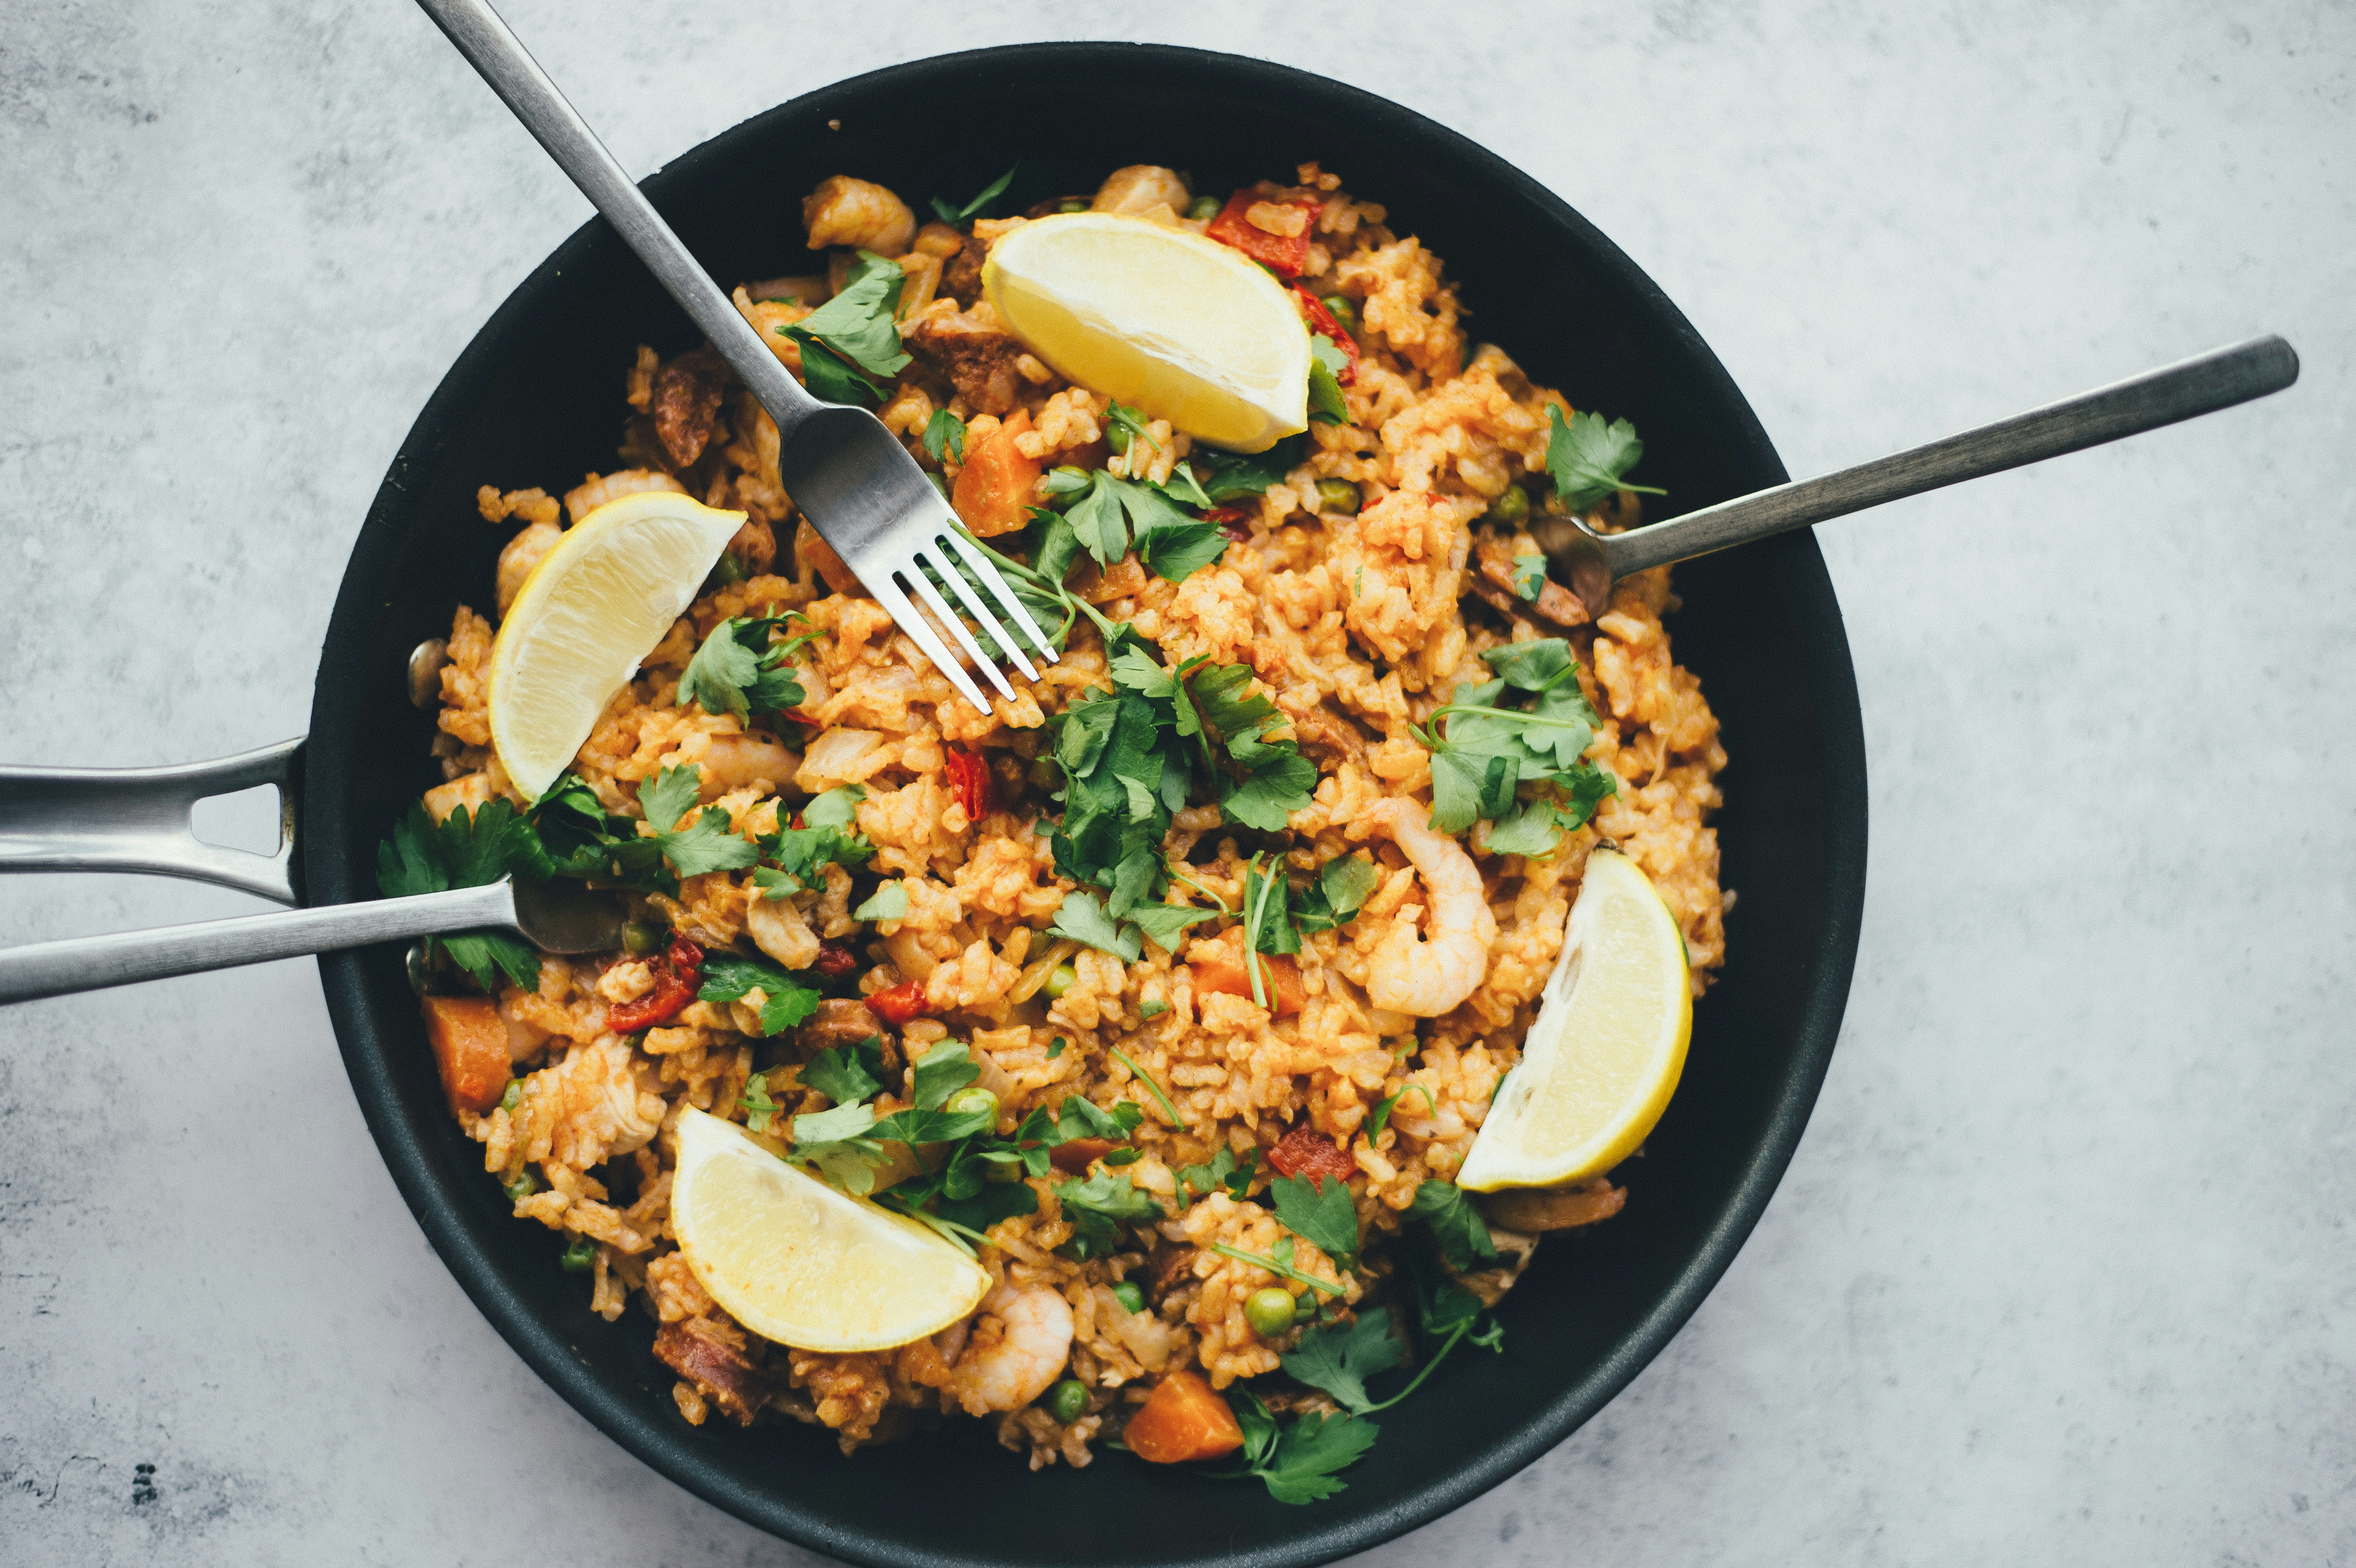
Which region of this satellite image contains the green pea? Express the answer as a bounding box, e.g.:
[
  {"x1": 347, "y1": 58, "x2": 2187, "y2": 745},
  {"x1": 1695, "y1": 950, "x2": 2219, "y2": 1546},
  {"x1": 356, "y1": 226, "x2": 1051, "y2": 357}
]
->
[
  {"x1": 1322, "y1": 294, "x2": 1360, "y2": 336},
  {"x1": 499, "y1": 1079, "x2": 522, "y2": 1112},
  {"x1": 1044, "y1": 964, "x2": 1078, "y2": 1000},
  {"x1": 1027, "y1": 756, "x2": 1058, "y2": 790},
  {"x1": 709, "y1": 552, "x2": 746, "y2": 587},
  {"x1": 945, "y1": 1086, "x2": 999, "y2": 1123},
  {"x1": 1487, "y1": 484, "x2": 1531, "y2": 527},
  {"x1": 560, "y1": 1237, "x2": 597, "y2": 1273},
  {"x1": 1244, "y1": 1286, "x2": 1298, "y2": 1339},
  {"x1": 1047, "y1": 1378, "x2": 1090, "y2": 1425},
  {"x1": 502, "y1": 1173, "x2": 538, "y2": 1203},
  {"x1": 1186, "y1": 194, "x2": 1222, "y2": 222},
  {"x1": 622, "y1": 921, "x2": 664, "y2": 957},
  {"x1": 1315, "y1": 478, "x2": 1361, "y2": 516},
  {"x1": 1059, "y1": 199, "x2": 1090, "y2": 214},
  {"x1": 1111, "y1": 1280, "x2": 1146, "y2": 1315}
]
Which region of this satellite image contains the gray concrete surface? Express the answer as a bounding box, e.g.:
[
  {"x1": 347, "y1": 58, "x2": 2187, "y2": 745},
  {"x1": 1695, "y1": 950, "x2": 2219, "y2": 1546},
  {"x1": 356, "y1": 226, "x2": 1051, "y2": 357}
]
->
[{"x1": 3, "y1": 1, "x2": 2350, "y2": 1562}]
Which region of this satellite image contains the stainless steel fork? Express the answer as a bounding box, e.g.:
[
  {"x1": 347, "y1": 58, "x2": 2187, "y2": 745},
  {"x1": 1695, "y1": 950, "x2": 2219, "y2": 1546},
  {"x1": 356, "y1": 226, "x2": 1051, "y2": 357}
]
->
[{"x1": 414, "y1": 0, "x2": 1055, "y2": 714}]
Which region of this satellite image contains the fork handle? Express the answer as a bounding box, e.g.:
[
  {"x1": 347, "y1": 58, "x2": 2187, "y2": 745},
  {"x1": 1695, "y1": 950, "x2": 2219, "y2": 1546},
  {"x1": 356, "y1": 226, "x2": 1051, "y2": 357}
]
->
[
  {"x1": 1600, "y1": 334, "x2": 2300, "y2": 578},
  {"x1": 0, "y1": 882, "x2": 517, "y2": 1005},
  {"x1": 414, "y1": 0, "x2": 824, "y2": 444}
]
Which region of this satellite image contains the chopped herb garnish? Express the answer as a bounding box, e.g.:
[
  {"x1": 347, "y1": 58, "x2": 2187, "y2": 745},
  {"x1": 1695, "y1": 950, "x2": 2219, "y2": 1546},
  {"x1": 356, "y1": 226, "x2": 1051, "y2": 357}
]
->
[
  {"x1": 800, "y1": 1034, "x2": 885, "y2": 1107},
  {"x1": 375, "y1": 799, "x2": 542, "y2": 991},
  {"x1": 1543, "y1": 404, "x2": 1667, "y2": 513},
  {"x1": 677, "y1": 612, "x2": 810, "y2": 720},
  {"x1": 631, "y1": 766, "x2": 764, "y2": 878},
  {"x1": 852, "y1": 881, "x2": 910, "y2": 922},
  {"x1": 1206, "y1": 1237, "x2": 1346, "y2": 1297},
  {"x1": 1412, "y1": 640, "x2": 1618, "y2": 849},
  {"x1": 1108, "y1": 1044, "x2": 1187, "y2": 1128},
  {"x1": 923, "y1": 407, "x2": 966, "y2": 464},
  {"x1": 1271, "y1": 1172, "x2": 1361, "y2": 1271},
  {"x1": 1279, "y1": 1309, "x2": 1403, "y2": 1413},
  {"x1": 1306, "y1": 337, "x2": 1351, "y2": 425},
  {"x1": 698, "y1": 952, "x2": 822, "y2": 1036},
  {"x1": 780, "y1": 250, "x2": 911, "y2": 404},
  {"x1": 1179, "y1": 1144, "x2": 1259, "y2": 1202},
  {"x1": 927, "y1": 157, "x2": 1051, "y2": 226},
  {"x1": 1192, "y1": 434, "x2": 1305, "y2": 503},
  {"x1": 1221, "y1": 1391, "x2": 1379, "y2": 1505},
  {"x1": 1407, "y1": 1178, "x2": 1498, "y2": 1272},
  {"x1": 1055, "y1": 1170, "x2": 1164, "y2": 1260},
  {"x1": 1510, "y1": 554, "x2": 1548, "y2": 601}
]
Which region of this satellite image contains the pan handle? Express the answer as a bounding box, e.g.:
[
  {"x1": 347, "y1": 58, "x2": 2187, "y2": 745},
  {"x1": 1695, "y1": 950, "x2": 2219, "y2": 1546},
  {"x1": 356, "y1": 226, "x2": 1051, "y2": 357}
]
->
[{"x1": 0, "y1": 738, "x2": 305, "y2": 905}]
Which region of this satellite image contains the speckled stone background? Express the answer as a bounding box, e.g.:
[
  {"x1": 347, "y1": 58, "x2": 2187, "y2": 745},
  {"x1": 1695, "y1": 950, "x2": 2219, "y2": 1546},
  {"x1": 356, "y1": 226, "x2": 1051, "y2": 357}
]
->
[{"x1": 2, "y1": 1, "x2": 2349, "y2": 1562}]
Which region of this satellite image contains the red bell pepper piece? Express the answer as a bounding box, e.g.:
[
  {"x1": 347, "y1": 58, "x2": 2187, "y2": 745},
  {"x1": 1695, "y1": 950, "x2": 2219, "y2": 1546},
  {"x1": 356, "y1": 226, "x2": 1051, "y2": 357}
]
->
[
  {"x1": 607, "y1": 935, "x2": 705, "y2": 1033},
  {"x1": 1265, "y1": 1124, "x2": 1357, "y2": 1188},
  {"x1": 944, "y1": 749, "x2": 993, "y2": 821},
  {"x1": 869, "y1": 978, "x2": 931, "y2": 1025},
  {"x1": 1295, "y1": 288, "x2": 1359, "y2": 385},
  {"x1": 1203, "y1": 190, "x2": 1321, "y2": 278}
]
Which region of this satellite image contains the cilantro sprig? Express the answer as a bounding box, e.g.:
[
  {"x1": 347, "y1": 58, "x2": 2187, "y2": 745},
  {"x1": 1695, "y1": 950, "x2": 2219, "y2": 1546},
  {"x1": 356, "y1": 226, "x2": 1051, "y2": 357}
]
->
[
  {"x1": 779, "y1": 250, "x2": 910, "y2": 404},
  {"x1": 375, "y1": 800, "x2": 542, "y2": 991},
  {"x1": 1412, "y1": 640, "x2": 1619, "y2": 852},
  {"x1": 1222, "y1": 1390, "x2": 1379, "y2": 1504},
  {"x1": 677, "y1": 612, "x2": 812, "y2": 721},
  {"x1": 698, "y1": 952, "x2": 821, "y2": 1037},
  {"x1": 1543, "y1": 404, "x2": 1667, "y2": 513}
]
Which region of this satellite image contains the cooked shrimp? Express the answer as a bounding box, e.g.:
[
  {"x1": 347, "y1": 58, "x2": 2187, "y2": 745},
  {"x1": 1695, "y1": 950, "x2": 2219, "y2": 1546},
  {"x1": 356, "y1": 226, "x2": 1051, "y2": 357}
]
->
[
  {"x1": 696, "y1": 731, "x2": 800, "y2": 798},
  {"x1": 563, "y1": 467, "x2": 684, "y2": 525},
  {"x1": 1349, "y1": 795, "x2": 1497, "y2": 1017},
  {"x1": 495, "y1": 521, "x2": 559, "y2": 614},
  {"x1": 1091, "y1": 164, "x2": 1189, "y2": 219},
  {"x1": 949, "y1": 1284, "x2": 1073, "y2": 1416},
  {"x1": 744, "y1": 890, "x2": 819, "y2": 972},
  {"x1": 802, "y1": 175, "x2": 916, "y2": 258},
  {"x1": 541, "y1": 1034, "x2": 665, "y2": 1168}
]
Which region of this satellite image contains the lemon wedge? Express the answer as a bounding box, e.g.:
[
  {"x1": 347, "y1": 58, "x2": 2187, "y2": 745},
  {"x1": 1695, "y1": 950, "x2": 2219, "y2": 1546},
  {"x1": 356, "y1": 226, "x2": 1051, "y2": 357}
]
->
[
  {"x1": 1457, "y1": 849, "x2": 1693, "y2": 1192},
  {"x1": 982, "y1": 212, "x2": 1309, "y2": 452},
  {"x1": 669, "y1": 1107, "x2": 990, "y2": 1353},
  {"x1": 487, "y1": 490, "x2": 744, "y2": 799}
]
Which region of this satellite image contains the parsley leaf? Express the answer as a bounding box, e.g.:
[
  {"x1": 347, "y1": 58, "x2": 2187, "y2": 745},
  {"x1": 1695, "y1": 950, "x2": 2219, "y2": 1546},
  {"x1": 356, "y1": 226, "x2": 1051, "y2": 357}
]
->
[
  {"x1": 782, "y1": 251, "x2": 910, "y2": 404},
  {"x1": 789, "y1": 1102, "x2": 885, "y2": 1194},
  {"x1": 927, "y1": 157, "x2": 1050, "y2": 226},
  {"x1": 1280, "y1": 1309, "x2": 1406, "y2": 1415},
  {"x1": 923, "y1": 407, "x2": 966, "y2": 463},
  {"x1": 678, "y1": 614, "x2": 808, "y2": 720},
  {"x1": 1271, "y1": 1172, "x2": 1360, "y2": 1271},
  {"x1": 1048, "y1": 889, "x2": 1142, "y2": 962},
  {"x1": 1414, "y1": 645, "x2": 1618, "y2": 839},
  {"x1": 1307, "y1": 336, "x2": 1351, "y2": 425},
  {"x1": 661, "y1": 806, "x2": 765, "y2": 877},
  {"x1": 697, "y1": 953, "x2": 822, "y2": 1036},
  {"x1": 1193, "y1": 435, "x2": 1305, "y2": 502},
  {"x1": 802, "y1": 784, "x2": 865, "y2": 831},
  {"x1": 800, "y1": 1035, "x2": 885, "y2": 1107},
  {"x1": 1055, "y1": 1170, "x2": 1164, "y2": 1260},
  {"x1": 1228, "y1": 1391, "x2": 1380, "y2": 1504},
  {"x1": 375, "y1": 801, "x2": 542, "y2": 991},
  {"x1": 1221, "y1": 751, "x2": 1319, "y2": 831},
  {"x1": 638, "y1": 767, "x2": 702, "y2": 834},
  {"x1": 1408, "y1": 1179, "x2": 1498, "y2": 1272},
  {"x1": 852, "y1": 881, "x2": 909, "y2": 922},
  {"x1": 1179, "y1": 1144, "x2": 1260, "y2": 1202},
  {"x1": 1127, "y1": 900, "x2": 1218, "y2": 953},
  {"x1": 910, "y1": 1039, "x2": 981, "y2": 1111},
  {"x1": 1510, "y1": 554, "x2": 1548, "y2": 601},
  {"x1": 1543, "y1": 404, "x2": 1668, "y2": 513},
  {"x1": 1290, "y1": 853, "x2": 1378, "y2": 935}
]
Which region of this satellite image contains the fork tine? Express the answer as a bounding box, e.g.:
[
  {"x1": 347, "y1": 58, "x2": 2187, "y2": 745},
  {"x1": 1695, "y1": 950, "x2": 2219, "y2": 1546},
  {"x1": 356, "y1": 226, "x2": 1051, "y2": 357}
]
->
[
  {"x1": 865, "y1": 574, "x2": 993, "y2": 715},
  {"x1": 941, "y1": 529, "x2": 1060, "y2": 663},
  {"x1": 905, "y1": 565, "x2": 1015, "y2": 701},
  {"x1": 920, "y1": 541, "x2": 1040, "y2": 683}
]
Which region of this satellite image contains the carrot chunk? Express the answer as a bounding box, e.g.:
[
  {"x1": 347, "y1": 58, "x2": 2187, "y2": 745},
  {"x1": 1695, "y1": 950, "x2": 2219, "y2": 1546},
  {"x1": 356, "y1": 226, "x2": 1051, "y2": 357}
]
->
[
  {"x1": 1124, "y1": 1369, "x2": 1245, "y2": 1464},
  {"x1": 951, "y1": 406, "x2": 1041, "y2": 537},
  {"x1": 423, "y1": 994, "x2": 510, "y2": 1114},
  {"x1": 1189, "y1": 950, "x2": 1305, "y2": 1017}
]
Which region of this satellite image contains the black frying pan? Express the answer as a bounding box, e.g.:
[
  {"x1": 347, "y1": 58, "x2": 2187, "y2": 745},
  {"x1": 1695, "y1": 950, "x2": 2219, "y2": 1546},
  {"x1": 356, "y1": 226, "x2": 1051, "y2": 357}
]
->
[{"x1": 44, "y1": 44, "x2": 1872, "y2": 1568}]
